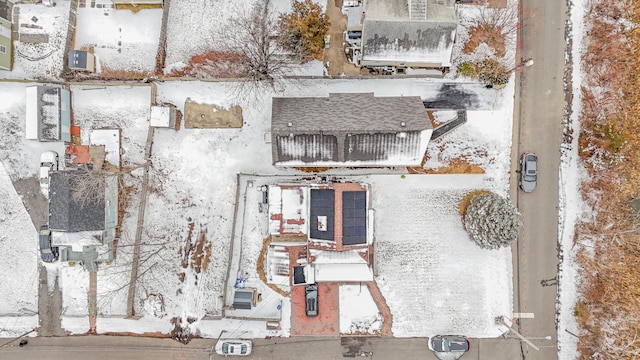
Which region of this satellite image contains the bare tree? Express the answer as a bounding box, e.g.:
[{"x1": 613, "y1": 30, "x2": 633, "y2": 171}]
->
[
  {"x1": 213, "y1": 0, "x2": 292, "y2": 102},
  {"x1": 70, "y1": 165, "x2": 106, "y2": 207}
]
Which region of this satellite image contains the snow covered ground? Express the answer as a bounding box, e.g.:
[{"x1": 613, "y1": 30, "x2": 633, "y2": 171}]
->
[
  {"x1": 557, "y1": 0, "x2": 588, "y2": 359},
  {"x1": 0, "y1": 161, "x2": 39, "y2": 337},
  {"x1": 0, "y1": 76, "x2": 516, "y2": 338},
  {"x1": 4, "y1": 3, "x2": 70, "y2": 80},
  {"x1": 339, "y1": 284, "x2": 382, "y2": 334},
  {"x1": 74, "y1": 5, "x2": 162, "y2": 73},
  {"x1": 163, "y1": 0, "x2": 325, "y2": 74},
  {"x1": 373, "y1": 174, "x2": 512, "y2": 337},
  {"x1": 0, "y1": 0, "x2": 588, "y2": 349}
]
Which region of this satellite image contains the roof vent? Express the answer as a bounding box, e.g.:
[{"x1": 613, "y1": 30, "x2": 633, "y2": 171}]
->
[
  {"x1": 289, "y1": 133, "x2": 294, "y2": 138},
  {"x1": 400, "y1": 121, "x2": 406, "y2": 127},
  {"x1": 287, "y1": 122, "x2": 293, "y2": 127}
]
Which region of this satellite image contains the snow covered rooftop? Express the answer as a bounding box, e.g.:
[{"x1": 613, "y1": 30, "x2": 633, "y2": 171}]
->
[
  {"x1": 269, "y1": 186, "x2": 308, "y2": 236},
  {"x1": 90, "y1": 129, "x2": 121, "y2": 169},
  {"x1": 361, "y1": 20, "x2": 456, "y2": 67}
]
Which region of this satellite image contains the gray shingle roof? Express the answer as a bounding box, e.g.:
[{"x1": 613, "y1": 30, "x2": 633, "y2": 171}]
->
[
  {"x1": 271, "y1": 93, "x2": 432, "y2": 165},
  {"x1": 49, "y1": 170, "x2": 105, "y2": 232},
  {"x1": 271, "y1": 93, "x2": 430, "y2": 132}
]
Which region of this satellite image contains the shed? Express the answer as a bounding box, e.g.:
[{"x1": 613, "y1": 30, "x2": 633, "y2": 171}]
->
[
  {"x1": 25, "y1": 85, "x2": 71, "y2": 142},
  {"x1": 233, "y1": 288, "x2": 256, "y2": 310},
  {"x1": 150, "y1": 105, "x2": 177, "y2": 128},
  {"x1": 68, "y1": 50, "x2": 96, "y2": 73}
]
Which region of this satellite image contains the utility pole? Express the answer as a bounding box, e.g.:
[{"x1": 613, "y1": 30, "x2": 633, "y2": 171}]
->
[{"x1": 496, "y1": 316, "x2": 539, "y2": 351}]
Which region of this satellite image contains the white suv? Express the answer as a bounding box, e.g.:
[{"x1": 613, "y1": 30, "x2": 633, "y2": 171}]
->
[{"x1": 39, "y1": 151, "x2": 59, "y2": 198}]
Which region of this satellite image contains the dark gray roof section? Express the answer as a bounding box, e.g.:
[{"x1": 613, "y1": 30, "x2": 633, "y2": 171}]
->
[
  {"x1": 362, "y1": 20, "x2": 457, "y2": 61},
  {"x1": 309, "y1": 189, "x2": 335, "y2": 241},
  {"x1": 232, "y1": 290, "x2": 253, "y2": 310},
  {"x1": 293, "y1": 266, "x2": 306, "y2": 285},
  {"x1": 271, "y1": 93, "x2": 431, "y2": 165},
  {"x1": 272, "y1": 93, "x2": 429, "y2": 132},
  {"x1": 342, "y1": 191, "x2": 367, "y2": 245},
  {"x1": 68, "y1": 50, "x2": 87, "y2": 69},
  {"x1": 49, "y1": 170, "x2": 105, "y2": 232}
]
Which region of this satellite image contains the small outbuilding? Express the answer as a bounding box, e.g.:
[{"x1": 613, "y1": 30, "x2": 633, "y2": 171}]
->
[
  {"x1": 68, "y1": 50, "x2": 96, "y2": 73},
  {"x1": 150, "y1": 105, "x2": 177, "y2": 128}
]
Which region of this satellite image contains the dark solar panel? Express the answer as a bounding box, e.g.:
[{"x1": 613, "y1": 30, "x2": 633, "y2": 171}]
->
[
  {"x1": 342, "y1": 191, "x2": 367, "y2": 245},
  {"x1": 309, "y1": 189, "x2": 335, "y2": 240}
]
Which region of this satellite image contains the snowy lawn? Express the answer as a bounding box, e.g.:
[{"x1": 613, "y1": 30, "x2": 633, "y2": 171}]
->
[
  {"x1": 74, "y1": 6, "x2": 162, "y2": 73},
  {"x1": 372, "y1": 174, "x2": 512, "y2": 337},
  {"x1": 0, "y1": 162, "x2": 39, "y2": 336},
  {"x1": 339, "y1": 284, "x2": 382, "y2": 334},
  {"x1": 4, "y1": 3, "x2": 70, "y2": 80},
  {"x1": 163, "y1": 0, "x2": 325, "y2": 74}
]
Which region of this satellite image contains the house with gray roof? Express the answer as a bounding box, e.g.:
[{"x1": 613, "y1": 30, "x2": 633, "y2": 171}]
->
[
  {"x1": 270, "y1": 93, "x2": 432, "y2": 167},
  {"x1": 346, "y1": 0, "x2": 457, "y2": 72},
  {"x1": 48, "y1": 169, "x2": 118, "y2": 270}
]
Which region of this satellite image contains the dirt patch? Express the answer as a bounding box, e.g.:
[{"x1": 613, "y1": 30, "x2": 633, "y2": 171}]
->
[
  {"x1": 407, "y1": 158, "x2": 485, "y2": 174},
  {"x1": 463, "y1": 24, "x2": 506, "y2": 58},
  {"x1": 114, "y1": 3, "x2": 162, "y2": 11},
  {"x1": 323, "y1": 0, "x2": 366, "y2": 76},
  {"x1": 458, "y1": 190, "x2": 492, "y2": 217},
  {"x1": 184, "y1": 98, "x2": 243, "y2": 129},
  {"x1": 487, "y1": 0, "x2": 507, "y2": 8},
  {"x1": 178, "y1": 219, "x2": 212, "y2": 280},
  {"x1": 98, "y1": 66, "x2": 152, "y2": 80},
  {"x1": 293, "y1": 166, "x2": 333, "y2": 173},
  {"x1": 176, "y1": 51, "x2": 248, "y2": 78}
]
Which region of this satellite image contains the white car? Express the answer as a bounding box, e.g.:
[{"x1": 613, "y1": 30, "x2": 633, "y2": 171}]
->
[
  {"x1": 215, "y1": 339, "x2": 252, "y2": 356},
  {"x1": 39, "y1": 151, "x2": 59, "y2": 198}
]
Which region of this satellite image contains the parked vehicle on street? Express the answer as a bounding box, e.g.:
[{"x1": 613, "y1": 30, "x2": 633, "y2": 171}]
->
[
  {"x1": 214, "y1": 339, "x2": 252, "y2": 356},
  {"x1": 39, "y1": 151, "x2": 59, "y2": 198},
  {"x1": 39, "y1": 225, "x2": 58, "y2": 263},
  {"x1": 305, "y1": 283, "x2": 318, "y2": 317},
  {"x1": 519, "y1": 152, "x2": 538, "y2": 193},
  {"x1": 428, "y1": 335, "x2": 470, "y2": 353}
]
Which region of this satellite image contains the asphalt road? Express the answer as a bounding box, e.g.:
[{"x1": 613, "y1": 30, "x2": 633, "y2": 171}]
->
[
  {"x1": 511, "y1": 0, "x2": 568, "y2": 358},
  {"x1": 0, "y1": 335, "x2": 526, "y2": 360}
]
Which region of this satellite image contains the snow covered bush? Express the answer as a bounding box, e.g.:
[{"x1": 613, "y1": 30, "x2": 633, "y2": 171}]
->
[{"x1": 462, "y1": 192, "x2": 521, "y2": 249}]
